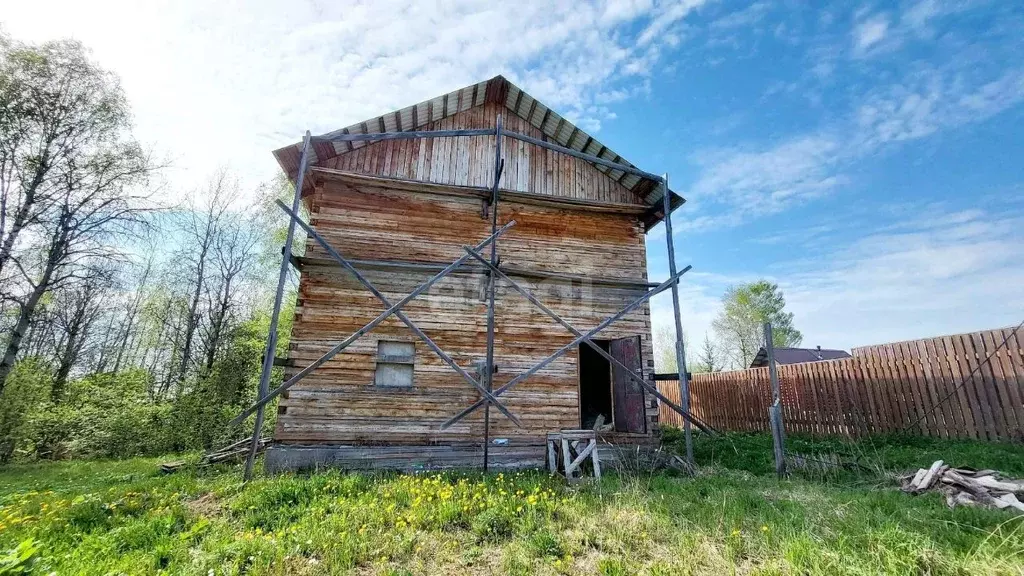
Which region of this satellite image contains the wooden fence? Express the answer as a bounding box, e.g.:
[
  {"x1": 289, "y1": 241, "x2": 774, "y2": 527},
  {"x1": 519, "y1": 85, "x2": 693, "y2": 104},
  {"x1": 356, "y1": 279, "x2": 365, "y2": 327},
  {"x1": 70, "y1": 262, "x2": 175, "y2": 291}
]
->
[{"x1": 656, "y1": 326, "x2": 1024, "y2": 441}]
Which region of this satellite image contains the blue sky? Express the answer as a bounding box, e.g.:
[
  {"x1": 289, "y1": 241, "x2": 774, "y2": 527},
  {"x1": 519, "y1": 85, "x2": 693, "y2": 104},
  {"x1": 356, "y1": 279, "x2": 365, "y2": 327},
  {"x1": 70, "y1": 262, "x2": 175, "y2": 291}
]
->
[{"x1": 5, "y1": 0, "x2": 1023, "y2": 357}]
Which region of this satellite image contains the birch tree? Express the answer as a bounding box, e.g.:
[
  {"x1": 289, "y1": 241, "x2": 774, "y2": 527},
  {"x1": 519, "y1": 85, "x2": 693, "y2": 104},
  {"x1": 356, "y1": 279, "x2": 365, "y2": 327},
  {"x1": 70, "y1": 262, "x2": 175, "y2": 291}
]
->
[{"x1": 712, "y1": 280, "x2": 802, "y2": 368}]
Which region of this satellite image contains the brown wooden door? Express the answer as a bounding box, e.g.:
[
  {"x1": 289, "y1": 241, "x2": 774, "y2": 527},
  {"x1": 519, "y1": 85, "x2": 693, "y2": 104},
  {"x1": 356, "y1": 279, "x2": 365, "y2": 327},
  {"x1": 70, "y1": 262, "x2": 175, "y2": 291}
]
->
[{"x1": 611, "y1": 336, "x2": 646, "y2": 433}]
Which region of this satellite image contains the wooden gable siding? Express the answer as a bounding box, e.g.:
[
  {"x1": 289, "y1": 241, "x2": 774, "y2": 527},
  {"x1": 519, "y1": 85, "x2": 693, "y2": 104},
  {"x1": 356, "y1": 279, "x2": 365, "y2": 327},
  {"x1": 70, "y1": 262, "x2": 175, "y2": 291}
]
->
[
  {"x1": 320, "y1": 103, "x2": 642, "y2": 207},
  {"x1": 275, "y1": 180, "x2": 657, "y2": 448}
]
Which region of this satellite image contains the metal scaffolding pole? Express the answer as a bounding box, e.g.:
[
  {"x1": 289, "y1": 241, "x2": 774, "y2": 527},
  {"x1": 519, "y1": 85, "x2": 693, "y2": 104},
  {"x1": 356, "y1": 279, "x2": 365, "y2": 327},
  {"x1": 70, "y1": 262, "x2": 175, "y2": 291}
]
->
[
  {"x1": 483, "y1": 114, "x2": 503, "y2": 472},
  {"x1": 662, "y1": 173, "x2": 693, "y2": 465},
  {"x1": 243, "y1": 131, "x2": 311, "y2": 481}
]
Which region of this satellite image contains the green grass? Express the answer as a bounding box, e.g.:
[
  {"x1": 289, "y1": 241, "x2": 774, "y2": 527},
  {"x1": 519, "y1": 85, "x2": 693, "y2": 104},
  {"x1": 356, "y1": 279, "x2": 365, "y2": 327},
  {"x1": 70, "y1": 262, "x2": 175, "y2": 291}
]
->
[{"x1": 1, "y1": 434, "x2": 1022, "y2": 575}]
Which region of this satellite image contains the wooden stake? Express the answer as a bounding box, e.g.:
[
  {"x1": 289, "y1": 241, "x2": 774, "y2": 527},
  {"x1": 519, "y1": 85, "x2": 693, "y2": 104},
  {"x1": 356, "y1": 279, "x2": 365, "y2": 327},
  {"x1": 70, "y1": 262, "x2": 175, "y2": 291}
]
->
[
  {"x1": 764, "y1": 322, "x2": 787, "y2": 478},
  {"x1": 663, "y1": 174, "x2": 693, "y2": 465}
]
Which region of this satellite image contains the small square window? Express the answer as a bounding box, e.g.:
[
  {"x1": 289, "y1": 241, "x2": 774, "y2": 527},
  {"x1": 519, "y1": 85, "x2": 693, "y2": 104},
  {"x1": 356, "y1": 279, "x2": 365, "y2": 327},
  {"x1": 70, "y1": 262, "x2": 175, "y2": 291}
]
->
[{"x1": 375, "y1": 341, "x2": 414, "y2": 387}]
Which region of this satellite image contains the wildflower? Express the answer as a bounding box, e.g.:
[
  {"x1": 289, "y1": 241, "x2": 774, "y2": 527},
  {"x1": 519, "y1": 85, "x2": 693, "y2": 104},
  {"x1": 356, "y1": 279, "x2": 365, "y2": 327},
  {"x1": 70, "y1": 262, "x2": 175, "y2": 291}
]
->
[
  {"x1": 731, "y1": 528, "x2": 741, "y2": 537},
  {"x1": 761, "y1": 525, "x2": 769, "y2": 532}
]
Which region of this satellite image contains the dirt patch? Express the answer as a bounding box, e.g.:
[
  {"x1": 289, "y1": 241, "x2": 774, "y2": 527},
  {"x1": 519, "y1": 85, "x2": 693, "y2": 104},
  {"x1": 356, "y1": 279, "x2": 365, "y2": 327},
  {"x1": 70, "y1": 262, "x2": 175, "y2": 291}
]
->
[{"x1": 186, "y1": 493, "x2": 223, "y2": 517}]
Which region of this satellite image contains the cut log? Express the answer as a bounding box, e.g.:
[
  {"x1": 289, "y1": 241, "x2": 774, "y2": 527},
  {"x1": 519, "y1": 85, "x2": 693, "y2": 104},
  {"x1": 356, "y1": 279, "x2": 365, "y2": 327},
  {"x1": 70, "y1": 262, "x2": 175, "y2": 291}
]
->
[
  {"x1": 972, "y1": 475, "x2": 1024, "y2": 494},
  {"x1": 993, "y1": 493, "x2": 1024, "y2": 512},
  {"x1": 916, "y1": 460, "x2": 945, "y2": 491}
]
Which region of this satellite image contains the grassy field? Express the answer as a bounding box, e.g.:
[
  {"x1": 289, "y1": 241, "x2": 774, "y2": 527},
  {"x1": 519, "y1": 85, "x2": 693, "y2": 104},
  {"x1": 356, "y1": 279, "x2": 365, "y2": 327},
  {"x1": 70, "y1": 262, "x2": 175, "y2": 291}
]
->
[{"x1": 1, "y1": 433, "x2": 1022, "y2": 575}]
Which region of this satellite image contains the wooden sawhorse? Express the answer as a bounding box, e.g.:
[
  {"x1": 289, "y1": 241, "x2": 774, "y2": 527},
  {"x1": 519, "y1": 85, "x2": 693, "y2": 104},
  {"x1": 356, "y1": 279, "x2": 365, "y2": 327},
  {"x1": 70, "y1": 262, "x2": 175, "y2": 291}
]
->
[{"x1": 546, "y1": 429, "x2": 601, "y2": 483}]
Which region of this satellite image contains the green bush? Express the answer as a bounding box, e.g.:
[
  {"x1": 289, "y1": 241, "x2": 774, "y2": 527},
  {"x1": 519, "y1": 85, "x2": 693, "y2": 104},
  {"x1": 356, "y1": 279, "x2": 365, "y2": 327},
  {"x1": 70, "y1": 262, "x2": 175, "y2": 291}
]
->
[
  {"x1": 0, "y1": 359, "x2": 51, "y2": 463},
  {"x1": 0, "y1": 314, "x2": 282, "y2": 463}
]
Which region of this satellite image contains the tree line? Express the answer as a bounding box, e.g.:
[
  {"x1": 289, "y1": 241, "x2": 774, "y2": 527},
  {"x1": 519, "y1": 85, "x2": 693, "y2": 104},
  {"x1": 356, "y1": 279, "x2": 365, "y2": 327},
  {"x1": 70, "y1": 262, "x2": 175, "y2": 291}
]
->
[{"x1": 0, "y1": 34, "x2": 292, "y2": 462}]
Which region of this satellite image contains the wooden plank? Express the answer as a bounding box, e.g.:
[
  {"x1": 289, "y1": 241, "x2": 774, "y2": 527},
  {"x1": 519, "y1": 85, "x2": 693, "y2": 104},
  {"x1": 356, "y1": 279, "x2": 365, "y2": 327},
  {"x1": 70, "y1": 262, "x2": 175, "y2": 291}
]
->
[
  {"x1": 958, "y1": 333, "x2": 1000, "y2": 439},
  {"x1": 972, "y1": 332, "x2": 1010, "y2": 439},
  {"x1": 865, "y1": 357, "x2": 886, "y2": 434},
  {"x1": 912, "y1": 339, "x2": 947, "y2": 438},
  {"x1": 842, "y1": 358, "x2": 869, "y2": 437},
  {"x1": 997, "y1": 328, "x2": 1024, "y2": 437},
  {"x1": 827, "y1": 357, "x2": 852, "y2": 436},
  {"x1": 981, "y1": 330, "x2": 1021, "y2": 438},
  {"x1": 876, "y1": 347, "x2": 904, "y2": 432},
  {"x1": 894, "y1": 342, "x2": 927, "y2": 436},
  {"x1": 817, "y1": 361, "x2": 836, "y2": 435},
  {"x1": 937, "y1": 335, "x2": 975, "y2": 439},
  {"x1": 945, "y1": 335, "x2": 985, "y2": 440},
  {"x1": 884, "y1": 345, "x2": 912, "y2": 431},
  {"x1": 844, "y1": 359, "x2": 870, "y2": 434}
]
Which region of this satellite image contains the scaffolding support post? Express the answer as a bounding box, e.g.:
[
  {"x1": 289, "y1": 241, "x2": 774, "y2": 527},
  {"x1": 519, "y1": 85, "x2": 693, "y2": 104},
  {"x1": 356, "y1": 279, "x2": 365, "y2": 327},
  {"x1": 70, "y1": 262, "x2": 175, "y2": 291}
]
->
[
  {"x1": 244, "y1": 130, "x2": 312, "y2": 481},
  {"x1": 483, "y1": 114, "x2": 503, "y2": 472},
  {"x1": 662, "y1": 173, "x2": 693, "y2": 465},
  {"x1": 764, "y1": 322, "x2": 787, "y2": 478}
]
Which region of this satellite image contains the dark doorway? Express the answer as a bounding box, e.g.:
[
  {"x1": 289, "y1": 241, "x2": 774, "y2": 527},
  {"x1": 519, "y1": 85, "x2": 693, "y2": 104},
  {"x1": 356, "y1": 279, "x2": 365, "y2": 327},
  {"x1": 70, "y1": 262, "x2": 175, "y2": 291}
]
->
[{"x1": 579, "y1": 340, "x2": 612, "y2": 429}]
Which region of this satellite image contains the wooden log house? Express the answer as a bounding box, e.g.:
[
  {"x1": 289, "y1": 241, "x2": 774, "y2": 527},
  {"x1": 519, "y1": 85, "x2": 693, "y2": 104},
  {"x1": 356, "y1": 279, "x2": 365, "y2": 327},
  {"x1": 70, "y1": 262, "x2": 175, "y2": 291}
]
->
[{"x1": 264, "y1": 76, "x2": 685, "y2": 471}]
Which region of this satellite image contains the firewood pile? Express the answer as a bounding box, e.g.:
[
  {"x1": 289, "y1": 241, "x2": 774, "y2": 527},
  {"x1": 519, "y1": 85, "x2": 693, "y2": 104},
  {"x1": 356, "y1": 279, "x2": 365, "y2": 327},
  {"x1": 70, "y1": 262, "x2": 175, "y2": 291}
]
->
[
  {"x1": 900, "y1": 460, "x2": 1024, "y2": 512},
  {"x1": 159, "y1": 437, "x2": 270, "y2": 474}
]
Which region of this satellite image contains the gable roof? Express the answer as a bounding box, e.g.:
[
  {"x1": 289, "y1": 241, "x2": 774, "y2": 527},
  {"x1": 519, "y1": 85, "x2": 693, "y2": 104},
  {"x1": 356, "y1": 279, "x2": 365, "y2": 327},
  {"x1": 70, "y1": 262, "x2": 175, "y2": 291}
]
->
[
  {"x1": 749, "y1": 347, "x2": 852, "y2": 368},
  {"x1": 271, "y1": 75, "x2": 682, "y2": 227}
]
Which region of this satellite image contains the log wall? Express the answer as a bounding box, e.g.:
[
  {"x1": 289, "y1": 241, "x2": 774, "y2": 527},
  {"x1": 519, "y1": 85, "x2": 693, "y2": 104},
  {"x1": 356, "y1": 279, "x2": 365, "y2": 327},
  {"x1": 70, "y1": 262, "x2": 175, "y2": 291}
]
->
[{"x1": 275, "y1": 177, "x2": 658, "y2": 462}]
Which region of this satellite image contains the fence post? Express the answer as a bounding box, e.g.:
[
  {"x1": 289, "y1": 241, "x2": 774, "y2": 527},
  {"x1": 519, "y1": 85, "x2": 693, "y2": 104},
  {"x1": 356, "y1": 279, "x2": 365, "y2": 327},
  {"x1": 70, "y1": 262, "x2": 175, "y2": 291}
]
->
[{"x1": 764, "y1": 322, "x2": 787, "y2": 478}]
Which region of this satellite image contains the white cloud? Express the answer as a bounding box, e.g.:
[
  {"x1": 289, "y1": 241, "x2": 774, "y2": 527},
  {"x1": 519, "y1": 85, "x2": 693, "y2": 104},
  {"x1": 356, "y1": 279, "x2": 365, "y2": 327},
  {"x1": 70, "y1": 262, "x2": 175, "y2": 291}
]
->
[
  {"x1": 852, "y1": 14, "x2": 892, "y2": 56},
  {"x1": 3, "y1": 0, "x2": 712, "y2": 198},
  {"x1": 683, "y1": 134, "x2": 847, "y2": 230},
  {"x1": 709, "y1": 2, "x2": 770, "y2": 31},
  {"x1": 783, "y1": 205, "x2": 1024, "y2": 350},
  {"x1": 683, "y1": 60, "x2": 1024, "y2": 233},
  {"x1": 857, "y1": 67, "x2": 1024, "y2": 146},
  {"x1": 637, "y1": 0, "x2": 709, "y2": 47}
]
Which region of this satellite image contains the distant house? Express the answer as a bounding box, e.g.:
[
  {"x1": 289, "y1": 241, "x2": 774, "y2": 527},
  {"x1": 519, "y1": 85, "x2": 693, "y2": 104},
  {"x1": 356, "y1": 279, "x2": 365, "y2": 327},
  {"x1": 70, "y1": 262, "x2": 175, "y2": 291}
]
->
[{"x1": 749, "y1": 346, "x2": 851, "y2": 368}]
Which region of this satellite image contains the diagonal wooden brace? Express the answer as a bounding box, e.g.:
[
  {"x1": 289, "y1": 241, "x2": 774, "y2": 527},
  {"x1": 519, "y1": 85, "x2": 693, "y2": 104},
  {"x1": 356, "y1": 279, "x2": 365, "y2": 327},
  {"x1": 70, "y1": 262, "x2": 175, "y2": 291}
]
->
[
  {"x1": 460, "y1": 246, "x2": 716, "y2": 435},
  {"x1": 229, "y1": 219, "x2": 517, "y2": 427},
  {"x1": 441, "y1": 264, "x2": 693, "y2": 430},
  {"x1": 276, "y1": 200, "x2": 521, "y2": 427},
  {"x1": 565, "y1": 440, "x2": 596, "y2": 476}
]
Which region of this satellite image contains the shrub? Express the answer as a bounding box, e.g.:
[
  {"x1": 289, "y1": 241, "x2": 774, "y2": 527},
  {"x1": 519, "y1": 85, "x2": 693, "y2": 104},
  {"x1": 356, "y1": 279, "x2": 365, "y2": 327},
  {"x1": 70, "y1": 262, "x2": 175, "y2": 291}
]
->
[{"x1": 0, "y1": 359, "x2": 51, "y2": 463}]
